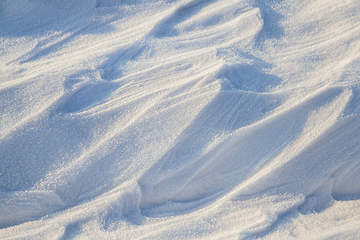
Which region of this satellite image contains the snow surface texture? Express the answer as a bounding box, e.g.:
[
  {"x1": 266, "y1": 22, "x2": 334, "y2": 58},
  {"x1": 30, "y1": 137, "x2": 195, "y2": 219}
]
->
[{"x1": 1, "y1": 0, "x2": 360, "y2": 239}]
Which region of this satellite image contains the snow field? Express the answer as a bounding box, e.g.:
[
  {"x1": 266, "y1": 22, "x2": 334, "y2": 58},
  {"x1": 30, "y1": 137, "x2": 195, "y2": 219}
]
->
[{"x1": 1, "y1": 0, "x2": 360, "y2": 239}]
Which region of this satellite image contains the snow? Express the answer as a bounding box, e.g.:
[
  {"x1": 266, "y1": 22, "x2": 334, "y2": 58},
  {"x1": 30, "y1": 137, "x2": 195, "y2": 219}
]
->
[{"x1": 1, "y1": 0, "x2": 360, "y2": 239}]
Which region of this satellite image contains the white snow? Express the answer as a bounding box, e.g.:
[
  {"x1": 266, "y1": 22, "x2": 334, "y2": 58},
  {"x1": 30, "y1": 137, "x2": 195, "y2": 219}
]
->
[{"x1": 1, "y1": 0, "x2": 360, "y2": 239}]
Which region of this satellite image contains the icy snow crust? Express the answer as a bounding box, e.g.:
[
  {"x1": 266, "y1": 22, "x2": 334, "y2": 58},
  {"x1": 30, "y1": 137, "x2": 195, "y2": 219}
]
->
[{"x1": 1, "y1": 0, "x2": 360, "y2": 239}]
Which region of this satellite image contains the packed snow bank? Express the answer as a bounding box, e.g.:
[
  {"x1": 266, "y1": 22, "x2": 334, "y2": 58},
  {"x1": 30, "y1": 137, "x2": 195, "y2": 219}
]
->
[{"x1": 1, "y1": 0, "x2": 360, "y2": 239}]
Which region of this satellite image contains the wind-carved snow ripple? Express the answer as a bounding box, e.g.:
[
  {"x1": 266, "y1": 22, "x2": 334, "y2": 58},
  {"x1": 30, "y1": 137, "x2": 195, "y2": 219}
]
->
[
  {"x1": 58, "y1": 71, "x2": 119, "y2": 114},
  {"x1": 138, "y1": 81, "x2": 357, "y2": 216},
  {"x1": 216, "y1": 63, "x2": 282, "y2": 92},
  {"x1": 135, "y1": 1, "x2": 288, "y2": 216},
  {"x1": 151, "y1": 0, "x2": 219, "y2": 38}
]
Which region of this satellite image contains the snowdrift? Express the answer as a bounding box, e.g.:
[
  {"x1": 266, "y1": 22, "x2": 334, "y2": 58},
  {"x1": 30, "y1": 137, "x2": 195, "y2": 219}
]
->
[{"x1": 1, "y1": 0, "x2": 360, "y2": 239}]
